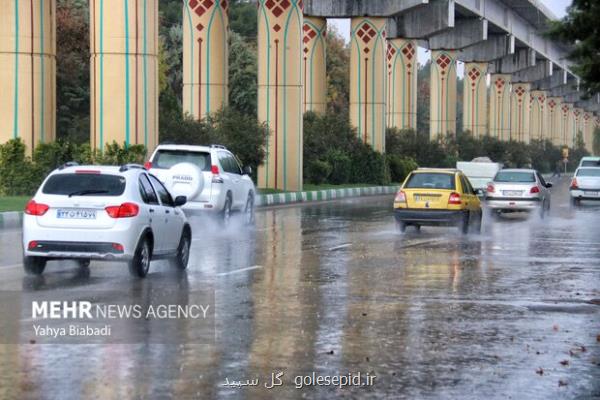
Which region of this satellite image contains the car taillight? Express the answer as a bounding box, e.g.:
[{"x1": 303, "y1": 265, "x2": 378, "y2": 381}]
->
[
  {"x1": 144, "y1": 161, "x2": 152, "y2": 170},
  {"x1": 570, "y1": 178, "x2": 578, "y2": 189},
  {"x1": 486, "y1": 184, "x2": 495, "y2": 193},
  {"x1": 211, "y1": 165, "x2": 220, "y2": 174},
  {"x1": 530, "y1": 186, "x2": 540, "y2": 194},
  {"x1": 448, "y1": 192, "x2": 462, "y2": 205},
  {"x1": 24, "y1": 200, "x2": 49, "y2": 216},
  {"x1": 395, "y1": 191, "x2": 407, "y2": 203},
  {"x1": 112, "y1": 243, "x2": 124, "y2": 252},
  {"x1": 105, "y1": 202, "x2": 139, "y2": 218},
  {"x1": 28, "y1": 241, "x2": 39, "y2": 250}
]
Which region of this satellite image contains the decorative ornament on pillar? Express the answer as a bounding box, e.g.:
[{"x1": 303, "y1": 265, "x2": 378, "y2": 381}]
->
[
  {"x1": 386, "y1": 39, "x2": 417, "y2": 131},
  {"x1": 546, "y1": 97, "x2": 562, "y2": 146},
  {"x1": 430, "y1": 50, "x2": 457, "y2": 140},
  {"x1": 257, "y1": 0, "x2": 304, "y2": 191},
  {"x1": 350, "y1": 18, "x2": 387, "y2": 152},
  {"x1": 560, "y1": 103, "x2": 573, "y2": 147},
  {"x1": 0, "y1": 0, "x2": 56, "y2": 154},
  {"x1": 183, "y1": 0, "x2": 229, "y2": 120},
  {"x1": 572, "y1": 107, "x2": 583, "y2": 148},
  {"x1": 462, "y1": 63, "x2": 487, "y2": 137},
  {"x1": 510, "y1": 83, "x2": 531, "y2": 143},
  {"x1": 529, "y1": 91, "x2": 547, "y2": 141},
  {"x1": 583, "y1": 112, "x2": 593, "y2": 152},
  {"x1": 91, "y1": 0, "x2": 159, "y2": 153},
  {"x1": 489, "y1": 74, "x2": 511, "y2": 141},
  {"x1": 302, "y1": 17, "x2": 326, "y2": 114}
]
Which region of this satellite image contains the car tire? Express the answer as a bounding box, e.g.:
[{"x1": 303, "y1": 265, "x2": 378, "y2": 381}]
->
[
  {"x1": 243, "y1": 193, "x2": 255, "y2": 226},
  {"x1": 78, "y1": 259, "x2": 91, "y2": 268},
  {"x1": 460, "y1": 212, "x2": 470, "y2": 235},
  {"x1": 474, "y1": 212, "x2": 482, "y2": 233},
  {"x1": 173, "y1": 228, "x2": 191, "y2": 270},
  {"x1": 414, "y1": 224, "x2": 421, "y2": 233},
  {"x1": 539, "y1": 201, "x2": 546, "y2": 219},
  {"x1": 23, "y1": 256, "x2": 46, "y2": 276},
  {"x1": 570, "y1": 197, "x2": 580, "y2": 208},
  {"x1": 128, "y1": 235, "x2": 152, "y2": 278},
  {"x1": 221, "y1": 194, "x2": 232, "y2": 227},
  {"x1": 396, "y1": 221, "x2": 407, "y2": 233}
]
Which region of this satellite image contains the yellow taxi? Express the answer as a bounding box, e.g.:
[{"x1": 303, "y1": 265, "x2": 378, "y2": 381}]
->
[{"x1": 393, "y1": 168, "x2": 483, "y2": 234}]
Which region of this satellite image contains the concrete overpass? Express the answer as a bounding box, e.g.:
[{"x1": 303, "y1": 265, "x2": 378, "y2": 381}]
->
[{"x1": 0, "y1": 0, "x2": 598, "y2": 192}]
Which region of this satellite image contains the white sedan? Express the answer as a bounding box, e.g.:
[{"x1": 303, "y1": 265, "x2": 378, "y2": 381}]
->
[
  {"x1": 22, "y1": 163, "x2": 191, "y2": 277},
  {"x1": 570, "y1": 167, "x2": 600, "y2": 206}
]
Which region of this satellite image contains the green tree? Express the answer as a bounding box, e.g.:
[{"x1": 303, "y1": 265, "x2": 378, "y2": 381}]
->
[
  {"x1": 229, "y1": 31, "x2": 258, "y2": 115},
  {"x1": 594, "y1": 127, "x2": 600, "y2": 155},
  {"x1": 229, "y1": 0, "x2": 258, "y2": 41},
  {"x1": 326, "y1": 27, "x2": 350, "y2": 114},
  {"x1": 548, "y1": 1, "x2": 600, "y2": 95}
]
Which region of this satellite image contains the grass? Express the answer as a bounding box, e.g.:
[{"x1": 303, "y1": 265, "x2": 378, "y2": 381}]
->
[
  {"x1": 257, "y1": 183, "x2": 398, "y2": 195},
  {"x1": 0, "y1": 196, "x2": 29, "y2": 212}
]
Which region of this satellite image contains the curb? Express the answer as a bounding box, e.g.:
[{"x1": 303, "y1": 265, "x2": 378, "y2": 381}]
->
[
  {"x1": 0, "y1": 211, "x2": 22, "y2": 230},
  {"x1": 255, "y1": 186, "x2": 398, "y2": 207},
  {"x1": 0, "y1": 186, "x2": 399, "y2": 229}
]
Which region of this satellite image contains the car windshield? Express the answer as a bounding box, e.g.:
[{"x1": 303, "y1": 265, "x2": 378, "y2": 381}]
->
[
  {"x1": 42, "y1": 173, "x2": 126, "y2": 196},
  {"x1": 580, "y1": 160, "x2": 600, "y2": 167},
  {"x1": 576, "y1": 168, "x2": 600, "y2": 177},
  {"x1": 405, "y1": 173, "x2": 455, "y2": 190},
  {"x1": 153, "y1": 150, "x2": 212, "y2": 171},
  {"x1": 494, "y1": 171, "x2": 535, "y2": 183}
]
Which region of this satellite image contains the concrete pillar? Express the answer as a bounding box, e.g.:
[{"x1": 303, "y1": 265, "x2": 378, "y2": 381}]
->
[
  {"x1": 0, "y1": 0, "x2": 55, "y2": 154},
  {"x1": 183, "y1": 0, "x2": 229, "y2": 120},
  {"x1": 91, "y1": 0, "x2": 159, "y2": 152},
  {"x1": 257, "y1": 0, "x2": 303, "y2": 191},
  {"x1": 572, "y1": 107, "x2": 584, "y2": 147},
  {"x1": 386, "y1": 39, "x2": 417, "y2": 130},
  {"x1": 489, "y1": 74, "x2": 511, "y2": 141},
  {"x1": 529, "y1": 90, "x2": 547, "y2": 142},
  {"x1": 546, "y1": 97, "x2": 562, "y2": 146},
  {"x1": 510, "y1": 82, "x2": 531, "y2": 143},
  {"x1": 302, "y1": 17, "x2": 326, "y2": 114},
  {"x1": 350, "y1": 17, "x2": 387, "y2": 151},
  {"x1": 583, "y1": 111, "x2": 594, "y2": 152},
  {"x1": 560, "y1": 102, "x2": 573, "y2": 147},
  {"x1": 430, "y1": 50, "x2": 457, "y2": 140},
  {"x1": 462, "y1": 63, "x2": 487, "y2": 137}
]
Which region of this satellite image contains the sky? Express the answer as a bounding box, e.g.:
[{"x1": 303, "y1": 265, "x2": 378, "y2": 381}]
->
[{"x1": 328, "y1": 0, "x2": 572, "y2": 77}]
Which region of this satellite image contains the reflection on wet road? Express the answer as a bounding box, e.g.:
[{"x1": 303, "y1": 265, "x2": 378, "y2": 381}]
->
[{"x1": 0, "y1": 177, "x2": 598, "y2": 399}]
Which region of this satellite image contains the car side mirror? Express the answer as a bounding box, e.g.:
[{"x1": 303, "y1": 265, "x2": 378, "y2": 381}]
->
[
  {"x1": 475, "y1": 189, "x2": 485, "y2": 196},
  {"x1": 545, "y1": 182, "x2": 553, "y2": 188},
  {"x1": 243, "y1": 165, "x2": 252, "y2": 175},
  {"x1": 174, "y1": 195, "x2": 187, "y2": 207}
]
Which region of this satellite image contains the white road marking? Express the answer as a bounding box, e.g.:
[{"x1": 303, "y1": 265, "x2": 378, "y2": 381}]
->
[
  {"x1": 0, "y1": 263, "x2": 22, "y2": 271},
  {"x1": 216, "y1": 265, "x2": 263, "y2": 277},
  {"x1": 328, "y1": 243, "x2": 352, "y2": 251}
]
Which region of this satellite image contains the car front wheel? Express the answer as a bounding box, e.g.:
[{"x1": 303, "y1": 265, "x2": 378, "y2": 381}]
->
[
  {"x1": 23, "y1": 256, "x2": 46, "y2": 276},
  {"x1": 128, "y1": 236, "x2": 152, "y2": 278},
  {"x1": 221, "y1": 195, "x2": 232, "y2": 227}
]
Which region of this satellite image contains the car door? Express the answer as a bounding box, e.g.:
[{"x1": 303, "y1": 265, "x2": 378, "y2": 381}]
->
[
  {"x1": 148, "y1": 174, "x2": 182, "y2": 252},
  {"x1": 138, "y1": 173, "x2": 166, "y2": 253},
  {"x1": 536, "y1": 172, "x2": 550, "y2": 204},
  {"x1": 459, "y1": 174, "x2": 479, "y2": 213},
  {"x1": 227, "y1": 153, "x2": 246, "y2": 208},
  {"x1": 218, "y1": 151, "x2": 244, "y2": 209}
]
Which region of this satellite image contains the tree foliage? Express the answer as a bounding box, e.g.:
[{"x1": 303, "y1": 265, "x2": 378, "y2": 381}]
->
[
  {"x1": 548, "y1": 0, "x2": 600, "y2": 96},
  {"x1": 326, "y1": 26, "x2": 350, "y2": 114}
]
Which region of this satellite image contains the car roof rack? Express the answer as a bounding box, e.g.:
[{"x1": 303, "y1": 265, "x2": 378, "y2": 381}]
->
[
  {"x1": 210, "y1": 144, "x2": 227, "y2": 149},
  {"x1": 119, "y1": 163, "x2": 145, "y2": 172},
  {"x1": 58, "y1": 161, "x2": 79, "y2": 170}
]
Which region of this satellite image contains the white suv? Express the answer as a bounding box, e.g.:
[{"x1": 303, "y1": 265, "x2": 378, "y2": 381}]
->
[
  {"x1": 22, "y1": 163, "x2": 192, "y2": 278},
  {"x1": 146, "y1": 144, "x2": 256, "y2": 225}
]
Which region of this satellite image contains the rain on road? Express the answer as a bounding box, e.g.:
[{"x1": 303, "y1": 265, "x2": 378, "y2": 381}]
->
[{"x1": 0, "y1": 177, "x2": 598, "y2": 399}]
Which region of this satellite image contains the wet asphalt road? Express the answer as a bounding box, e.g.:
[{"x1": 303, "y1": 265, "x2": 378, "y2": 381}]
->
[{"x1": 0, "y1": 176, "x2": 599, "y2": 399}]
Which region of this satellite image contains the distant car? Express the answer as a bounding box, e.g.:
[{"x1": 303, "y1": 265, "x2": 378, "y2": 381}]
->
[
  {"x1": 578, "y1": 156, "x2": 600, "y2": 168},
  {"x1": 570, "y1": 167, "x2": 600, "y2": 206},
  {"x1": 393, "y1": 168, "x2": 483, "y2": 234},
  {"x1": 146, "y1": 144, "x2": 255, "y2": 226},
  {"x1": 22, "y1": 164, "x2": 191, "y2": 278},
  {"x1": 485, "y1": 169, "x2": 552, "y2": 218},
  {"x1": 456, "y1": 158, "x2": 503, "y2": 194}
]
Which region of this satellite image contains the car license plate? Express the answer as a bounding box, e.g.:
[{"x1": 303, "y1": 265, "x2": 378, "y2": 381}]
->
[
  {"x1": 503, "y1": 190, "x2": 523, "y2": 197},
  {"x1": 584, "y1": 191, "x2": 599, "y2": 197},
  {"x1": 56, "y1": 209, "x2": 97, "y2": 220}
]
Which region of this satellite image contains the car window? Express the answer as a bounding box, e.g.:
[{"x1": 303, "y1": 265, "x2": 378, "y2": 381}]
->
[
  {"x1": 149, "y1": 175, "x2": 174, "y2": 207},
  {"x1": 576, "y1": 168, "x2": 600, "y2": 177},
  {"x1": 494, "y1": 171, "x2": 535, "y2": 183},
  {"x1": 152, "y1": 150, "x2": 211, "y2": 171},
  {"x1": 42, "y1": 173, "x2": 126, "y2": 196},
  {"x1": 405, "y1": 173, "x2": 456, "y2": 190},
  {"x1": 228, "y1": 155, "x2": 242, "y2": 175},
  {"x1": 537, "y1": 173, "x2": 547, "y2": 186},
  {"x1": 460, "y1": 175, "x2": 474, "y2": 194},
  {"x1": 139, "y1": 174, "x2": 159, "y2": 205},
  {"x1": 218, "y1": 151, "x2": 240, "y2": 174},
  {"x1": 580, "y1": 160, "x2": 600, "y2": 167}
]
